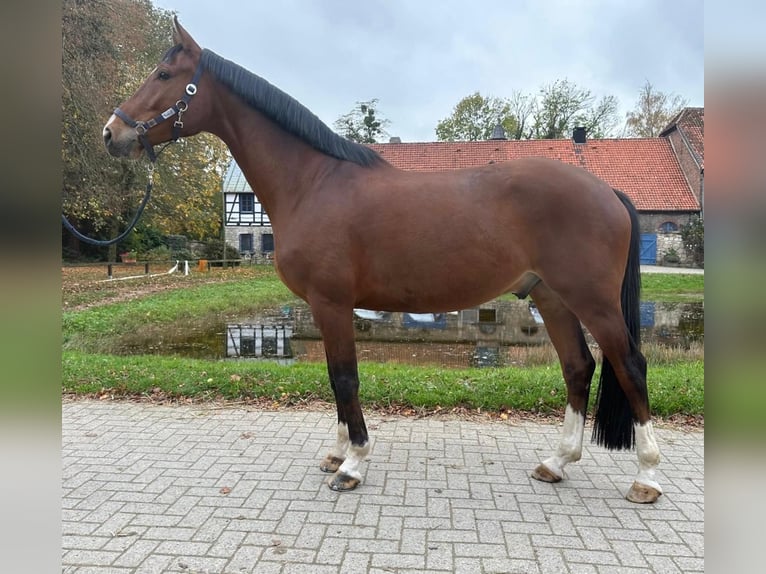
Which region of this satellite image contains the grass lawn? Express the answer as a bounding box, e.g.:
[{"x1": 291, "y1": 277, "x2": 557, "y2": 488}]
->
[{"x1": 62, "y1": 264, "x2": 703, "y2": 420}]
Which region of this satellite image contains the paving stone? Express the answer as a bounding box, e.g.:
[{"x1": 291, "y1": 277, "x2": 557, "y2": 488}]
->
[{"x1": 62, "y1": 400, "x2": 704, "y2": 573}]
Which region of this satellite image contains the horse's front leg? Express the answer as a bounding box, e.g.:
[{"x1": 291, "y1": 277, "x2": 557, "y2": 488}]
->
[
  {"x1": 312, "y1": 302, "x2": 370, "y2": 491},
  {"x1": 529, "y1": 284, "x2": 595, "y2": 483}
]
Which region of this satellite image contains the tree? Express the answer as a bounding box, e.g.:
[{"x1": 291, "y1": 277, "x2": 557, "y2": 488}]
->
[
  {"x1": 625, "y1": 80, "x2": 688, "y2": 137},
  {"x1": 149, "y1": 135, "x2": 230, "y2": 240},
  {"x1": 62, "y1": 0, "x2": 126, "y2": 235},
  {"x1": 530, "y1": 79, "x2": 619, "y2": 139},
  {"x1": 681, "y1": 215, "x2": 704, "y2": 267},
  {"x1": 436, "y1": 81, "x2": 619, "y2": 142},
  {"x1": 435, "y1": 92, "x2": 519, "y2": 141},
  {"x1": 334, "y1": 99, "x2": 391, "y2": 143},
  {"x1": 62, "y1": 0, "x2": 229, "y2": 260},
  {"x1": 63, "y1": 0, "x2": 171, "y2": 260},
  {"x1": 506, "y1": 91, "x2": 535, "y2": 140}
]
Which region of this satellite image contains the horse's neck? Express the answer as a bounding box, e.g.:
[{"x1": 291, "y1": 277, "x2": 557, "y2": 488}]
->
[{"x1": 209, "y1": 90, "x2": 332, "y2": 225}]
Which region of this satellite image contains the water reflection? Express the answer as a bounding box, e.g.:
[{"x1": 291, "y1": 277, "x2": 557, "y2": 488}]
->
[
  {"x1": 226, "y1": 323, "x2": 294, "y2": 363},
  {"x1": 203, "y1": 300, "x2": 703, "y2": 368}
]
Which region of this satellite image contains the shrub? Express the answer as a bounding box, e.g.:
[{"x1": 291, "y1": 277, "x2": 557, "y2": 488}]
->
[
  {"x1": 681, "y1": 216, "x2": 704, "y2": 267},
  {"x1": 663, "y1": 247, "x2": 680, "y2": 264},
  {"x1": 143, "y1": 245, "x2": 172, "y2": 261},
  {"x1": 201, "y1": 239, "x2": 240, "y2": 260}
]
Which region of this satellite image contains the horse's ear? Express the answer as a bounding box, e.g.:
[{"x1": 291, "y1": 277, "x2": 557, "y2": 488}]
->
[{"x1": 171, "y1": 16, "x2": 200, "y2": 52}]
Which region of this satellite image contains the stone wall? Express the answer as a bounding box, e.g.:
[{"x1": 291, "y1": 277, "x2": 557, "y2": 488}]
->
[
  {"x1": 656, "y1": 233, "x2": 688, "y2": 265},
  {"x1": 637, "y1": 212, "x2": 696, "y2": 234},
  {"x1": 224, "y1": 226, "x2": 275, "y2": 264}
]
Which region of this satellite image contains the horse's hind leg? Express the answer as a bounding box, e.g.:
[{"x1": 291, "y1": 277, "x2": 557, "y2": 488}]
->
[
  {"x1": 311, "y1": 300, "x2": 370, "y2": 491},
  {"x1": 562, "y1": 293, "x2": 662, "y2": 503},
  {"x1": 528, "y1": 282, "x2": 595, "y2": 483},
  {"x1": 587, "y1": 316, "x2": 662, "y2": 503}
]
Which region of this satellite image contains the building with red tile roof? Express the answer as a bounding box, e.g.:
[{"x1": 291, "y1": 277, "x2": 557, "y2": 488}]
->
[
  {"x1": 367, "y1": 136, "x2": 699, "y2": 213},
  {"x1": 224, "y1": 108, "x2": 703, "y2": 264},
  {"x1": 660, "y1": 107, "x2": 704, "y2": 216}
]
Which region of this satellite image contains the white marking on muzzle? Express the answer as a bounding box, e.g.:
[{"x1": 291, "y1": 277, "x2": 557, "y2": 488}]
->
[{"x1": 103, "y1": 113, "x2": 118, "y2": 137}]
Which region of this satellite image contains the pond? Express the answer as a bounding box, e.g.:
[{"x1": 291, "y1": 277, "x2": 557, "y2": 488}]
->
[{"x1": 119, "y1": 299, "x2": 703, "y2": 368}]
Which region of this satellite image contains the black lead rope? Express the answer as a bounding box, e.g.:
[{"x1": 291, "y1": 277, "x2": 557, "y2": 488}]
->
[
  {"x1": 62, "y1": 140, "x2": 174, "y2": 247},
  {"x1": 62, "y1": 55, "x2": 204, "y2": 247},
  {"x1": 61, "y1": 165, "x2": 155, "y2": 247}
]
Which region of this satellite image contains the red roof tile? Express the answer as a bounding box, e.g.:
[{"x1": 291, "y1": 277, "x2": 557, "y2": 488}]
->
[{"x1": 369, "y1": 138, "x2": 699, "y2": 211}]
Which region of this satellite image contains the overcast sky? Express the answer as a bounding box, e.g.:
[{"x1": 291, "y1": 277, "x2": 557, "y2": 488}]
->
[{"x1": 151, "y1": 0, "x2": 704, "y2": 143}]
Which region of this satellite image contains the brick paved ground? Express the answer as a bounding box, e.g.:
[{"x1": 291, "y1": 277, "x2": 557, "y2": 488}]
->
[{"x1": 62, "y1": 400, "x2": 704, "y2": 573}]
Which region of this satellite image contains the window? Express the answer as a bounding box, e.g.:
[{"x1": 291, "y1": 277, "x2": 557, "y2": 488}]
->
[
  {"x1": 240, "y1": 335, "x2": 256, "y2": 356},
  {"x1": 261, "y1": 334, "x2": 278, "y2": 357},
  {"x1": 478, "y1": 308, "x2": 497, "y2": 323},
  {"x1": 239, "y1": 233, "x2": 253, "y2": 253},
  {"x1": 658, "y1": 221, "x2": 679, "y2": 233},
  {"x1": 261, "y1": 233, "x2": 275, "y2": 253},
  {"x1": 239, "y1": 193, "x2": 254, "y2": 213}
]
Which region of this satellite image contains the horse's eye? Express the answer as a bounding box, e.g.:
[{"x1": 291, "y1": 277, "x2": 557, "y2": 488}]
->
[{"x1": 158, "y1": 70, "x2": 170, "y2": 80}]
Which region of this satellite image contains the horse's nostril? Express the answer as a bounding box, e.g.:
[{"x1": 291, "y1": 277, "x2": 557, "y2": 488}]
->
[{"x1": 103, "y1": 127, "x2": 112, "y2": 145}]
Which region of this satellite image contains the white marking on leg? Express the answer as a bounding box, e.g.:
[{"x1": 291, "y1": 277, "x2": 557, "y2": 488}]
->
[
  {"x1": 328, "y1": 422, "x2": 350, "y2": 460},
  {"x1": 541, "y1": 404, "x2": 585, "y2": 479},
  {"x1": 634, "y1": 421, "x2": 662, "y2": 492},
  {"x1": 337, "y1": 440, "x2": 371, "y2": 481}
]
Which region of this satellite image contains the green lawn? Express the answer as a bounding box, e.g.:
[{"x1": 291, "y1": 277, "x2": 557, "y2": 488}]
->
[{"x1": 62, "y1": 267, "x2": 703, "y2": 418}]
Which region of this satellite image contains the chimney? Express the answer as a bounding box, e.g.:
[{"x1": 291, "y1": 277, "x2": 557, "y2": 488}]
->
[
  {"x1": 388, "y1": 136, "x2": 402, "y2": 143},
  {"x1": 573, "y1": 126, "x2": 586, "y2": 144},
  {"x1": 489, "y1": 124, "x2": 507, "y2": 140}
]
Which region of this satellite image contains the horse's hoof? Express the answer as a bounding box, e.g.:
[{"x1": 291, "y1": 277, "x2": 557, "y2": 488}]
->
[
  {"x1": 626, "y1": 481, "x2": 662, "y2": 504},
  {"x1": 327, "y1": 471, "x2": 360, "y2": 491},
  {"x1": 531, "y1": 463, "x2": 562, "y2": 483},
  {"x1": 319, "y1": 455, "x2": 345, "y2": 473}
]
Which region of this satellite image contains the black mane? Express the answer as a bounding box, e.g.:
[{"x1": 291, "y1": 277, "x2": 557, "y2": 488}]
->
[{"x1": 200, "y1": 49, "x2": 385, "y2": 168}]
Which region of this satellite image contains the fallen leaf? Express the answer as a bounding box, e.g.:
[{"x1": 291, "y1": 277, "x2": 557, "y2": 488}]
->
[{"x1": 219, "y1": 486, "x2": 232, "y2": 495}]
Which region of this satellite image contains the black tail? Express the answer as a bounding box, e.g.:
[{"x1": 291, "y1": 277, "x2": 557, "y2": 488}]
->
[{"x1": 592, "y1": 189, "x2": 642, "y2": 450}]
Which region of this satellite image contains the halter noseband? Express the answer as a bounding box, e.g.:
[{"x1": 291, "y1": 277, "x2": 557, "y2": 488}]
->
[{"x1": 113, "y1": 58, "x2": 204, "y2": 162}]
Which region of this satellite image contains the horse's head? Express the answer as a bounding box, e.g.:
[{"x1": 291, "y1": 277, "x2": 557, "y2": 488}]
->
[{"x1": 103, "y1": 17, "x2": 206, "y2": 160}]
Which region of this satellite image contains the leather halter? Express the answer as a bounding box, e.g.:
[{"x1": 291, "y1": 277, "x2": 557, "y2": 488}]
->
[{"x1": 112, "y1": 57, "x2": 204, "y2": 162}]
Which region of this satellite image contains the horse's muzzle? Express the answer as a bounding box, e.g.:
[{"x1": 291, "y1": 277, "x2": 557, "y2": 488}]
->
[{"x1": 103, "y1": 120, "x2": 141, "y2": 159}]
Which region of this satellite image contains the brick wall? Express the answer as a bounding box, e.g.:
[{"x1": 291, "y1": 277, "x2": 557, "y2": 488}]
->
[{"x1": 667, "y1": 130, "x2": 703, "y2": 205}]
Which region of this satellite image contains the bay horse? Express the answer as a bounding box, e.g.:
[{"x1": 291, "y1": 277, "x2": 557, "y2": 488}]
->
[{"x1": 103, "y1": 18, "x2": 662, "y2": 503}]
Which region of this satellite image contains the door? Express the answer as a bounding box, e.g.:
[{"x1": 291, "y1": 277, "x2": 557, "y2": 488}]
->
[{"x1": 640, "y1": 234, "x2": 657, "y2": 265}]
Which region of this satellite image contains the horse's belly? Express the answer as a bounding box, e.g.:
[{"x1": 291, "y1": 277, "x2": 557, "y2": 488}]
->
[{"x1": 356, "y1": 265, "x2": 520, "y2": 313}]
